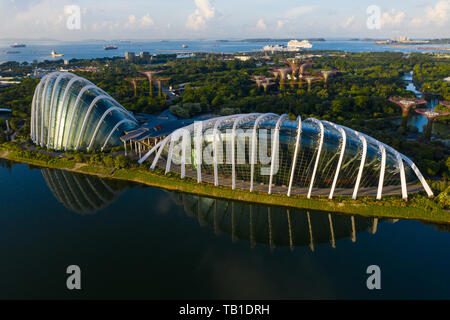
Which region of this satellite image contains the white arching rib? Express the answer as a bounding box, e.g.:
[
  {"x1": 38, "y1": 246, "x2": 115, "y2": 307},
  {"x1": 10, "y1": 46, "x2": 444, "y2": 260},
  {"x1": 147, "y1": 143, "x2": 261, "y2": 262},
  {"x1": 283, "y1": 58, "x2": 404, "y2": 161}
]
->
[
  {"x1": 46, "y1": 73, "x2": 73, "y2": 148},
  {"x1": 287, "y1": 116, "x2": 302, "y2": 197},
  {"x1": 64, "y1": 84, "x2": 98, "y2": 150},
  {"x1": 151, "y1": 138, "x2": 169, "y2": 169},
  {"x1": 397, "y1": 152, "x2": 408, "y2": 200},
  {"x1": 35, "y1": 75, "x2": 50, "y2": 143},
  {"x1": 213, "y1": 115, "x2": 237, "y2": 186},
  {"x1": 231, "y1": 113, "x2": 260, "y2": 189},
  {"x1": 250, "y1": 113, "x2": 277, "y2": 192},
  {"x1": 376, "y1": 144, "x2": 386, "y2": 200},
  {"x1": 194, "y1": 121, "x2": 203, "y2": 183},
  {"x1": 268, "y1": 114, "x2": 288, "y2": 194},
  {"x1": 101, "y1": 119, "x2": 136, "y2": 151},
  {"x1": 307, "y1": 118, "x2": 324, "y2": 199},
  {"x1": 352, "y1": 134, "x2": 367, "y2": 200},
  {"x1": 336, "y1": 122, "x2": 433, "y2": 201},
  {"x1": 30, "y1": 89, "x2": 36, "y2": 141},
  {"x1": 40, "y1": 72, "x2": 61, "y2": 146},
  {"x1": 401, "y1": 155, "x2": 433, "y2": 197},
  {"x1": 328, "y1": 125, "x2": 346, "y2": 199},
  {"x1": 87, "y1": 106, "x2": 135, "y2": 150},
  {"x1": 165, "y1": 131, "x2": 178, "y2": 174},
  {"x1": 74, "y1": 95, "x2": 116, "y2": 150},
  {"x1": 31, "y1": 80, "x2": 43, "y2": 142},
  {"x1": 56, "y1": 76, "x2": 88, "y2": 150},
  {"x1": 138, "y1": 136, "x2": 167, "y2": 164},
  {"x1": 181, "y1": 130, "x2": 188, "y2": 179}
]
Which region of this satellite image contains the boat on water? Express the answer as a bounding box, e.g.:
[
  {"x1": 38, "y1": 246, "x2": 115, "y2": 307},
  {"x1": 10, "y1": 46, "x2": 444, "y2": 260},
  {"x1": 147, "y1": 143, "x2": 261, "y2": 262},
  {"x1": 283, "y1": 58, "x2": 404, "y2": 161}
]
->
[
  {"x1": 104, "y1": 45, "x2": 118, "y2": 50},
  {"x1": 10, "y1": 43, "x2": 26, "y2": 48},
  {"x1": 182, "y1": 44, "x2": 188, "y2": 48},
  {"x1": 6, "y1": 51, "x2": 20, "y2": 54},
  {"x1": 287, "y1": 39, "x2": 313, "y2": 49},
  {"x1": 263, "y1": 40, "x2": 312, "y2": 52},
  {"x1": 51, "y1": 50, "x2": 64, "y2": 57}
]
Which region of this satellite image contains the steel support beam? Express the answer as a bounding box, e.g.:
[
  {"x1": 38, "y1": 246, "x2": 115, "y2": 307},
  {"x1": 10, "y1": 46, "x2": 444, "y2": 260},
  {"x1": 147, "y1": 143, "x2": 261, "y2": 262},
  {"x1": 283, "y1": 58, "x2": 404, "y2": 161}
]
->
[
  {"x1": 307, "y1": 118, "x2": 324, "y2": 199},
  {"x1": 268, "y1": 114, "x2": 288, "y2": 194},
  {"x1": 328, "y1": 125, "x2": 346, "y2": 199},
  {"x1": 287, "y1": 116, "x2": 302, "y2": 197},
  {"x1": 376, "y1": 144, "x2": 386, "y2": 200},
  {"x1": 352, "y1": 134, "x2": 367, "y2": 200},
  {"x1": 74, "y1": 95, "x2": 117, "y2": 150},
  {"x1": 250, "y1": 113, "x2": 277, "y2": 192}
]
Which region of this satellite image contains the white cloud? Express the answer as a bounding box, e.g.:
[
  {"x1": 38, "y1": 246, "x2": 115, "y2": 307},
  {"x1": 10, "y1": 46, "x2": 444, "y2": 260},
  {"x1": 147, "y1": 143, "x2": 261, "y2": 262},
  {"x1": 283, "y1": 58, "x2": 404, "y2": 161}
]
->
[
  {"x1": 381, "y1": 9, "x2": 405, "y2": 27},
  {"x1": 425, "y1": 0, "x2": 449, "y2": 26},
  {"x1": 140, "y1": 14, "x2": 154, "y2": 27},
  {"x1": 408, "y1": 1, "x2": 449, "y2": 28},
  {"x1": 186, "y1": 0, "x2": 216, "y2": 30},
  {"x1": 409, "y1": 17, "x2": 423, "y2": 26},
  {"x1": 256, "y1": 18, "x2": 267, "y2": 30},
  {"x1": 342, "y1": 15, "x2": 355, "y2": 28},
  {"x1": 125, "y1": 13, "x2": 154, "y2": 29},
  {"x1": 128, "y1": 14, "x2": 136, "y2": 25},
  {"x1": 276, "y1": 20, "x2": 284, "y2": 30},
  {"x1": 285, "y1": 6, "x2": 317, "y2": 19}
]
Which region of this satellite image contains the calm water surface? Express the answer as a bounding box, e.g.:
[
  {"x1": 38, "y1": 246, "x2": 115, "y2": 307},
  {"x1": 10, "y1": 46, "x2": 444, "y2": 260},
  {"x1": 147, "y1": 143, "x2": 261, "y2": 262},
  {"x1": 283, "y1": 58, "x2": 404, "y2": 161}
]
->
[
  {"x1": 1, "y1": 39, "x2": 449, "y2": 63},
  {"x1": 0, "y1": 161, "x2": 449, "y2": 299}
]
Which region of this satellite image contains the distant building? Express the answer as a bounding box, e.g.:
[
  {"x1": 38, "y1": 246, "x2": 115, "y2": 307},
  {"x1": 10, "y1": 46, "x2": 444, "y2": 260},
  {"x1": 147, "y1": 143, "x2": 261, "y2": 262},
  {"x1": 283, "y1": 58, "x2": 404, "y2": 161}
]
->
[
  {"x1": 235, "y1": 56, "x2": 252, "y2": 62},
  {"x1": 392, "y1": 36, "x2": 410, "y2": 42},
  {"x1": 64, "y1": 59, "x2": 69, "y2": 65},
  {"x1": 125, "y1": 52, "x2": 135, "y2": 62},
  {"x1": 139, "y1": 51, "x2": 150, "y2": 62}
]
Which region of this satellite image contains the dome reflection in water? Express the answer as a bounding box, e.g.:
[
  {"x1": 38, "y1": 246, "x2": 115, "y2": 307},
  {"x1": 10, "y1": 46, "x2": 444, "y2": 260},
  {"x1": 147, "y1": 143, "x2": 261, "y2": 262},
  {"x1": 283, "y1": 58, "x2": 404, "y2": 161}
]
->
[
  {"x1": 41, "y1": 168, "x2": 389, "y2": 251},
  {"x1": 41, "y1": 168, "x2": 125, "y2": 214},
  {"x1": 168, "y1": 192, "x2": 385, "y2": 251}
]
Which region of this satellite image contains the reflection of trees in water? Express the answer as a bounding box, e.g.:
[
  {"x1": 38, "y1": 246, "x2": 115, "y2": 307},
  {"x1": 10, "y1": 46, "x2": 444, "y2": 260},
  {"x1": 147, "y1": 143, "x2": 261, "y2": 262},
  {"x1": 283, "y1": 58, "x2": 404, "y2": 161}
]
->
[
  {"x1": 0, "y1": 158, "x2": 13, "y2": 172},
  {"x1": 169, "y1": 192, "x2": 383, "y2": 251},
  {"x1": 41, "y1": 168, "x2": 129, "y2": 214}
]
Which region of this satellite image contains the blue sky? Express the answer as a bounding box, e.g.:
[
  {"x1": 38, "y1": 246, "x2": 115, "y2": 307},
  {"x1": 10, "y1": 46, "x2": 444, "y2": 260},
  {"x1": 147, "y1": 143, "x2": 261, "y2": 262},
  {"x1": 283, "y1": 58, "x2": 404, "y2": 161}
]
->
[{"x1": 1, "y1": 0, "x2": 449, "y2": 40}]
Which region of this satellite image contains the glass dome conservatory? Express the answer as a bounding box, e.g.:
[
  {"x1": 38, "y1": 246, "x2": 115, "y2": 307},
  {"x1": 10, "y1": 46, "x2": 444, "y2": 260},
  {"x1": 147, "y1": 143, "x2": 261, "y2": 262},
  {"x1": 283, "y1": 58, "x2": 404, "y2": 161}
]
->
[
  {"x1": 31, "y1": 72, "x2": 138, "y2": 151},
  {"x1": 138, "y1": 114, "x2": 433, "y2": 200}
]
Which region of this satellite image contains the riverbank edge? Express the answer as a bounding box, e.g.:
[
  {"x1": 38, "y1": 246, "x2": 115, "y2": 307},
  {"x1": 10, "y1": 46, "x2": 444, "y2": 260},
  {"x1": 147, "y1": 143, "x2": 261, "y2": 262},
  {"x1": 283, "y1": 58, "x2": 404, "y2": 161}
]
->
[{"x1": 1, "y1": 149, "x2": 448, "y2": 224}]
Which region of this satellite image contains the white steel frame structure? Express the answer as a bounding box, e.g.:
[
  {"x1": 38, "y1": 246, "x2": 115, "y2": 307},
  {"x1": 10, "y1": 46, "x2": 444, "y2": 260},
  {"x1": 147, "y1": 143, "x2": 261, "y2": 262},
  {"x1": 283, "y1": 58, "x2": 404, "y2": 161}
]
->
[
  {"x1": 31, "y1": 72, "x2": 138, "y2": 151},
  {"x1": 138, "y1": 113, "x2": 433, "y2": 201}
]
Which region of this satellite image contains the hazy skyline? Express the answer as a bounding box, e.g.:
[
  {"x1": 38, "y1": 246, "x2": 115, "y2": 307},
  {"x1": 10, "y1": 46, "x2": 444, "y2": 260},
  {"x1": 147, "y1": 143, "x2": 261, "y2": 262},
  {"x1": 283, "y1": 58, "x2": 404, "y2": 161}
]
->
[{"x1": 1, "y1": 0, "x2": 449, "y2": 40}]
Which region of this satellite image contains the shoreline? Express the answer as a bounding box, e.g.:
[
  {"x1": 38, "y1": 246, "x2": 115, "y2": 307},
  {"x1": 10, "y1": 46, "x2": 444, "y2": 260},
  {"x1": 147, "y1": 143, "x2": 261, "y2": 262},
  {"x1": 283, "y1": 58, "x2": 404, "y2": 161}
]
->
[{"x1": 1, "y1": 149, "x2": 448, "y2": 224}]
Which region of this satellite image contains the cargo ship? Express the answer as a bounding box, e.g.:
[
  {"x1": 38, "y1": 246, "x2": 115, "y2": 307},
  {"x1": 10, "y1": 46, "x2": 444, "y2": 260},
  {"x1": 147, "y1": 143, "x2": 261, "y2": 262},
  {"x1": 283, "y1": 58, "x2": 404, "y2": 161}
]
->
[
  {"x1": 104, "y1": 45, "x2": 118, "y2": 50},
  {"x1": 10, "y1": 43, "x2": 26, "y2": 48},
  {"x1": 51, "y1": 50, "x2": 64, "y2": 57}
]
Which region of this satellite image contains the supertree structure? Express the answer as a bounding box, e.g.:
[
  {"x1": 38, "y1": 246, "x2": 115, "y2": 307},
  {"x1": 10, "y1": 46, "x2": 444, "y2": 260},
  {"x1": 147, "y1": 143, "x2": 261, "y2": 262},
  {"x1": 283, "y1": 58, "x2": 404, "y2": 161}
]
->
[
  {"x1": 270, "y1": 70, "x2": 279, "y2": 80},
  {"x1": 250, "y1": 75, "x2": 266, "y2": 90},
  {"x1": 154, "y1": 77, "x2": 171, "y2": 98},
  {"x1": 125, "y1": 77, "x2": 146, "y2": 97},
  {"x1": 388, "y1": 97, "x2": 426, "y2": 131},
  {"x1": 321, "y1": 70, "x2": 337, "y2": 88},
  {"x1": 281, "y1": 58, "x2": 302, "y2": 79},
  {"x1": 138, "y1": 70, "x2": 163, "y2": 97},
  {"x1": 299, "y1": 60, "x2": 314, "y2": 75},
  {"x1": 302, "y1": 76, "x2": 321, "y2": 92},
  {"x1": 270, "y1": 67, "x2": 291, "y2": 91},
  {"x1": 261, "y1": 78, "x2": 275, "y2": 94},
  {"x1": 414, "y1": 107, "x2": 450, "y2": 140}
]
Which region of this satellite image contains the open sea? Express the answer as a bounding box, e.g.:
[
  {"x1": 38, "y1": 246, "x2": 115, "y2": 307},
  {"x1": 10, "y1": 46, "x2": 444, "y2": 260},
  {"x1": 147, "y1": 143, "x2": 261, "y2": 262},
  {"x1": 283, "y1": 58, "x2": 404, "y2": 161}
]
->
[{"x1": 1, "y1": 39, "x2": 449, "y2": 63}]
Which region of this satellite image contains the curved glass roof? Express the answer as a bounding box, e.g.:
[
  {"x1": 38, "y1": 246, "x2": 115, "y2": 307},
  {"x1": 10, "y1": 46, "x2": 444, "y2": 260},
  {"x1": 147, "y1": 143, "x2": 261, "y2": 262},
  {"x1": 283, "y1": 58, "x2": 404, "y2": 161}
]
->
[
  {"x1": 31, "y1": 72, "x2": 138, "y2": 151},
  {"x1": 139, "y1": 114, "x2": 433, "y2": 200}
]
